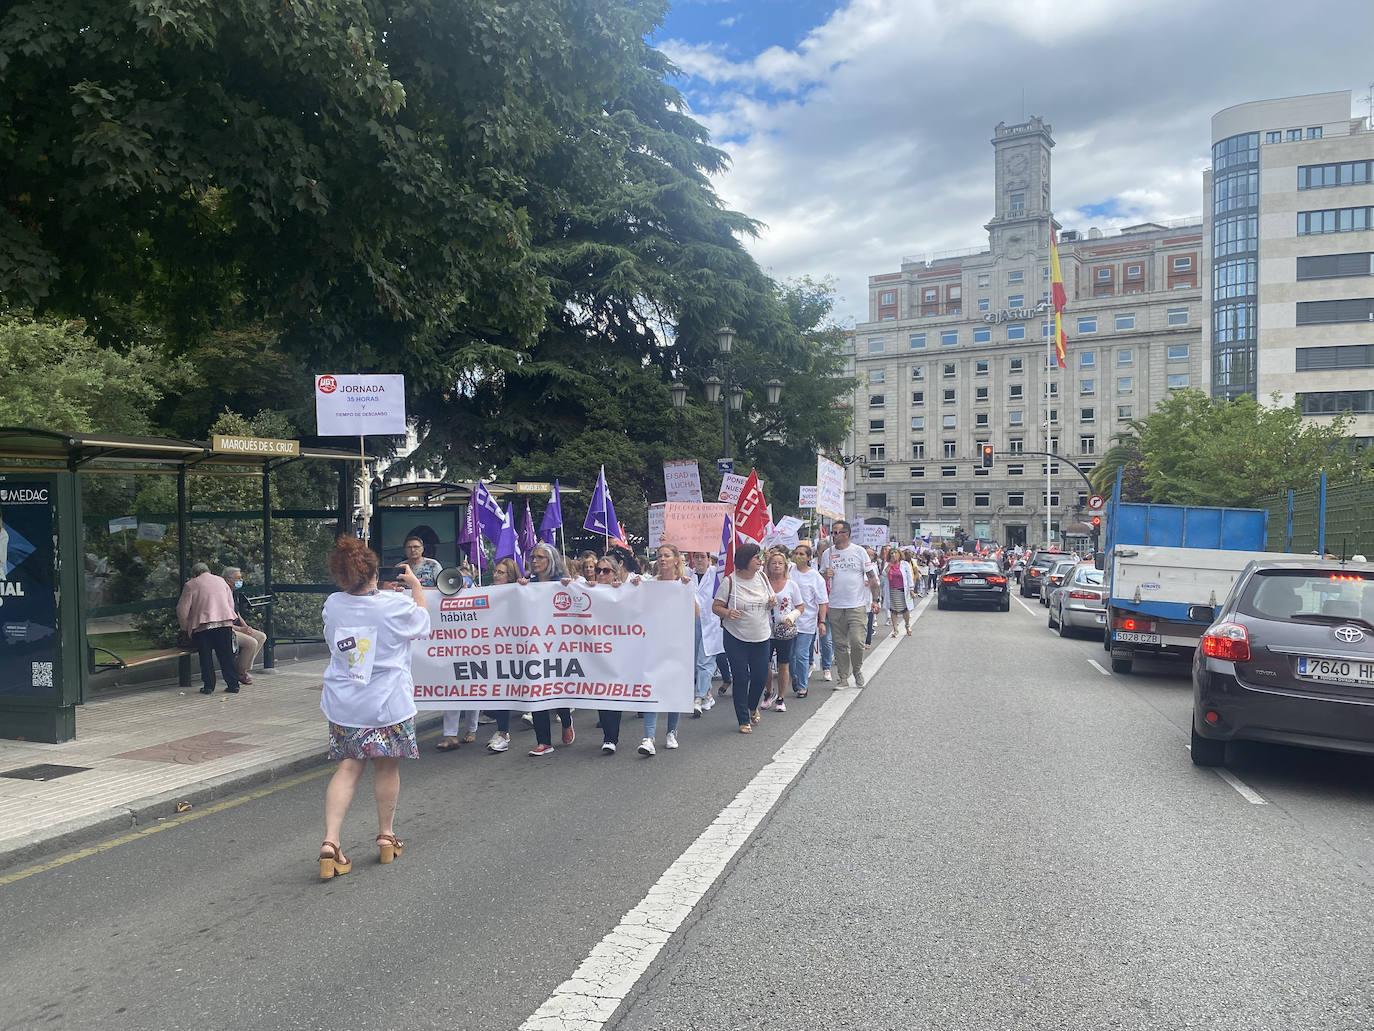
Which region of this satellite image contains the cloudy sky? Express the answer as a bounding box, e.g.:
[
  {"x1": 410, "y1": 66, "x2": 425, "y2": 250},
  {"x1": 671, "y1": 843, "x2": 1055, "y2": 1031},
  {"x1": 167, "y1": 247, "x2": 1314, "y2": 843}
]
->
[{"x1": 652, "y1": 0, "x2": 1373, "y2": 327}]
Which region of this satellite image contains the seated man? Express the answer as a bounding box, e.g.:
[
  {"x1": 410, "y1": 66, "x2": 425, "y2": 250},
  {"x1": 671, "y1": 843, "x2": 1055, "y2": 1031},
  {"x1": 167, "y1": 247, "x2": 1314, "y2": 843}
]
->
[{"x1": 223, "y1": 566, "x2": 267, "y2": 685}]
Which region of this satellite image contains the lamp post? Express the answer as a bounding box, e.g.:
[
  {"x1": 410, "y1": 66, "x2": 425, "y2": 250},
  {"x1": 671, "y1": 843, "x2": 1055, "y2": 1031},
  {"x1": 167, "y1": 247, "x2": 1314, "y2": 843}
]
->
[{"x1": 670, "y1": 326, "x2": 780, "y2": 467}]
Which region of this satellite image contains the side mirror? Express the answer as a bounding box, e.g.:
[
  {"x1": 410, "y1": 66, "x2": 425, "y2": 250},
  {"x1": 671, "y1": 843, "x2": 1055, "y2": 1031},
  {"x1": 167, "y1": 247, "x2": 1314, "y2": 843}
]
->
[{"x1": 1188, "y1": 604, "x2": 1217, "y2": 623}]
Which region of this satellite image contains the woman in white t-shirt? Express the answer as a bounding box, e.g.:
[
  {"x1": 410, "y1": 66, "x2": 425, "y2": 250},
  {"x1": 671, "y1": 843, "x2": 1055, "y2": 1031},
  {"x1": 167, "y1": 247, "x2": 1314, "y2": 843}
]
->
[
  {"x1": 712, "y1": 542, "x2": 776, "y2": 734},
  {"x1": 317, "y1": 536, "x2": 432, "y2": 880}
]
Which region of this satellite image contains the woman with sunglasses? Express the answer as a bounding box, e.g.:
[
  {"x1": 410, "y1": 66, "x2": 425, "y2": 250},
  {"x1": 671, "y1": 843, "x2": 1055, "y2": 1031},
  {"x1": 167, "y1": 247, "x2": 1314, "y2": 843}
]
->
[
  {"x1": 523, "y1": 543, "x2": 574, "y2": 757},
  {"x1": 711, "y1": 542, "x2": 776, "y2": 733},
  {"x1": 632, "y1": 544, "x2": 695, "y2": 755},
  {"x1": 788, "y1": 543, "x2": 827, "y2": 699},
  {"x1": 590, "y1": 555, "x2": 633, "y2": 753}
]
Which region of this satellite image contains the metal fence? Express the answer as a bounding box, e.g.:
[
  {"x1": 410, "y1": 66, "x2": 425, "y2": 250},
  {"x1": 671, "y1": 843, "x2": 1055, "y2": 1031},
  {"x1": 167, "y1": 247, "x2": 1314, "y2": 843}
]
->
[{"x1": 1256, "y1": 476, "x2": 1374, "y2": 557}]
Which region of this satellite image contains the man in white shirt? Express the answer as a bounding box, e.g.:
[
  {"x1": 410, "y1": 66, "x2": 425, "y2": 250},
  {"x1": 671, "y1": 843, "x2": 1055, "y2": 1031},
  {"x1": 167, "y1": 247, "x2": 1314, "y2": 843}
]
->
[{"x1": 818, "y1": 520, "x2": 880, "y2": 688}]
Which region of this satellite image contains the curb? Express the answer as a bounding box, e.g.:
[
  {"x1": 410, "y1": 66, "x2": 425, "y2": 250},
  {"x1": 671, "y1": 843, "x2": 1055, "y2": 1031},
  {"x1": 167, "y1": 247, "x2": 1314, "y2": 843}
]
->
[{"x1": 0, "y1": 712, "x2": 445, "y2": 874}]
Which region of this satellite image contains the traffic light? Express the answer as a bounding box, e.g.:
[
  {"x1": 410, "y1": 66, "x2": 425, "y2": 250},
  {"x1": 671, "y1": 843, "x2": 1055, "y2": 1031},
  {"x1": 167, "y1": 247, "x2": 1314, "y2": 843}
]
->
[
  {"x1": 980, "y1": 444, "x2": 994, "y2": 469},
  {"x1": 1090, "y1": 515, "x2": 1102, "y2": 536}
]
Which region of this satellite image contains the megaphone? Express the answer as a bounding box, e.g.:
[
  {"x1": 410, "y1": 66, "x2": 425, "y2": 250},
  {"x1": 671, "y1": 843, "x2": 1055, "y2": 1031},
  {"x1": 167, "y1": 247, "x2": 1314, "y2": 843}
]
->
[{"x1": 436, "y1": 567, "x2": 466, "y2": 597}]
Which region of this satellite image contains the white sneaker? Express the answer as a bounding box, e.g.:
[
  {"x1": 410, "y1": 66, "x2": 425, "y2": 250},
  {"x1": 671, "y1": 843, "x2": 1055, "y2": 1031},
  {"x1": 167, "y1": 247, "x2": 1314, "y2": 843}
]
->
[
  {"x1": 703, "y1": 694, "x2": 716, "y2": 712},
  {"x1": 520, "y1": 712, "x2": 534, "y2": 725},
  {"x1": 601, "y1": 741, "x2": 617, "y2": 754},
  {"x1": 692, "y1": 699, "x2": 703, "y2": 718},
  {"x1": 638, "y1": 737, "x2": 656, "y2": 756},
  {"x1": 823, "y1": 669, "x2": 832, "y2": 682},
  {"x1": 665, "y1": 732, "x2": 679, "y2": 750},
  {"x1": 487, "y1": 732, "x2": 510, "y2": 752}
]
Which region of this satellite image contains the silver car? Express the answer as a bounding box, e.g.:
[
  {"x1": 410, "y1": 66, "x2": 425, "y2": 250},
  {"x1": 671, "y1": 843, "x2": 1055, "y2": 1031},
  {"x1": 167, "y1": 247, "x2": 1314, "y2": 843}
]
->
[{"x1": 1047, "y1": 563, "x2": 1106, "y2": 637}]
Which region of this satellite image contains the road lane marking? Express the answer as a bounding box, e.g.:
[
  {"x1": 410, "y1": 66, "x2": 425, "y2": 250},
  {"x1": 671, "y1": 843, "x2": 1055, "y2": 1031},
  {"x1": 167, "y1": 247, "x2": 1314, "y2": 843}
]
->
[
  {"x1": 1015, "y1": 596, "x2": 1040, "y2": 616},
  {"x1": 519, "y1": 608, "x2": 908, "y2": 1031},
  {"x1": 1087, "y1": 659, "x2": 1111, "y2": 676},
  {"x1": 1215, "y1": 768, "x2": 1268, "y2": 805}
]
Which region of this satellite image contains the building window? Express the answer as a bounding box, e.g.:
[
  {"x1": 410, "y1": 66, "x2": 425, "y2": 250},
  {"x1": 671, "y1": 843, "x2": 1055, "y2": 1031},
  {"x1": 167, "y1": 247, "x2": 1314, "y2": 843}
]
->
[
  {"x1": 1009, "y1": 384, "x2": 1024, "y2": 401},
  {"x1": 1008, "y1": 464, "x2": 1024, "y2": 476},
  {"x1": 941, "y1": 493, "x2": 957, "y2": 507},
  {"x1": 978, "y1": 298, "x2": 990, "y2": 312},
  {"x1": 1118, "y1": 348, "x2": 1134, "y2": 366},
  {"x1": 1265, "y1": 131, "x2": 1281, "y2": 144},
  {"x1": 1080, "y1": 351, "x2": 1095, "y2": 368},
  {"x1": 880, "y1": 313, "x2": 895, "y2": 321},
  {"x1": 943, "y1": 363, "x2": 956, "y2": 378},
  {"x1": 1308, "y1": 126, "x2": 1323, "y2": 140},
  {"x1": 1125, "y1": 264, "x2": 1142, "y2": 278},
  {"x1": 911, "y1": 441, "x2": 926, "y2": 460},
  {"x1": 1008, "y1": 270, "x2": 1024, "y2": 283},
  {"x1": 866, "y1": 493, "x2": 888, "y2": 509},
  {"x1": 868, "y1": 338, "x2": 885, "y2": 353},
  {"x1": 975, "y1": 386, "x2": 990, "y2": 402},
  {"x1": 1298, "y1": 390, "x2": 1374, "y2": 415},
  {"x1": 867, "y1": 467, "x2": 885, "y2": 479},
  {"x1": 1168, "y1": 344, "x2": 1190, "y2": 361},
  {"x1": 949, "y1": 285, "x2": 962, "y2": 299},
  {"x1": 1009, "y1": 357, "x2": 1024, "y2": 374},
  {"x1": 1048, "y1": 382, "x2": 1059, "y2": 398},
  {"x1": 911, "y1": 416, "x2": 925, "y2": 430},
  {"x1": 943, "y1": 441, "x2": 957, "y2": 459},
  {"x1": 1041, "y1": 491, "x2": 1060, "y2": 506},
  {"x1": 1296, "y1": 298, "x2": 1374, "y2": 324},
  {"x1": 1173, "y1": 256, "x2": 1193, "y2": 271},
  {"x1": 1114, "y1": 313, "x2": 1135, "y2": 331},
  {"x1": 869, "y1": 444, "x2": 885, "y2": 460},
  {"x1": 869, "y1": 419, "x2": 885, "y2": 432},
  {"x1": 911, "y1": 465, "x2": 925, "y2": 477},
  {"x1": 1167, "y1": 307, "x2": 1189, "y2": 326},
  {"x1": 1299, "y1": 161, "x2": 1372, "y2": 189},
  {"x1": 923, "y1": 288, "x2": 937, "y2": 302},
  {"x1": 1096, "y1": 268, "x2": 1112, "y2": 281},
  {"x1": 910, "y1": 333, "x2": 926, "y2": 349},
  {"x1": 911, "y1": 365, "x2": 925, "y2": 380},
  {"x1": 1118, "y1": 404, "x2": 1133, "y2": 420},
  {"x1": 1007, "y1": 491, "x2": 1025, "y2": 507},
  {"x1": 974, "y1": 327, "x2": 991, "y2": 343},
  {"x1": 1296, "y1": 345, "x2": 1374, "y2": 371},
  {"x1": 941, "y1": 466, "x2": 957, "y2": 478},
  {"x1": 911, "y1": 390, "x2": 925, "y2": 405},
  {"x1": 1007, "y1": 323, "x2": 1026, "y2": 341},
  {"x1": 1167, "y1": 373, "x2": 1190, "y2": 390},
  {"x1": 975, "y1": 359, "x2": 990, "y2": 376},
  {"x1": 974, "y1": 492, "x2": 990, "y2": 508},
  {"x1": 869, "y1": 369, "x2": 886, "y2": 384},
  {"x1": 869, "y1": 394, "x2": 885, "y2": 408},
  {"x1": 978, "y1": 274, "x2": 990, "y2": 288},
  {"x1": 1288, "y1": 129, "x2": 1303, "y2": 142},
  {"x1": 1008, "y1": 294, "x2": 1024, "y2": 308},
  {"x1": 1081, "y1": 407, "x2": 1095, "y2": 422},
  {"x1": 942, "y1": 415, "x2": 956, "y2": 429},
  {"x1": 1297, "y1": 207, "x2": 1373, "y2": 235},
  {"x1": 1080, "y1": 379, "x2": 1094, "y2": 395},
  {"x1": 1077, "y1": 316, "x2": 1097, "y2": 334},
  {"x1": 909, "y1": 493, "x2": 925, "y2": 508},
  {"x1": 975, "y1": 412, "x2": 989, "y2": 429},
  {"x1": 879, "y1": 290, "x2": 896, "y2": 305},
  {"x1": 1296, "y1": 253, "x2": 1374, "y2": 280},
  {"x1": 1010, "y1": 192, "x2": 1025, "y2": 214},
  {"x1": 941, "y1": 330, "x2": 958, "y2": 347},
  {"x1": 943, "y1": 388, "x2": 956, "y2": 404},
  {"x1": 1117, "y1": 376, "x2": 1133, "y2": 393},
  {"x1": 1009, "y1": 410, "x2": 1024, "y2": 426}
]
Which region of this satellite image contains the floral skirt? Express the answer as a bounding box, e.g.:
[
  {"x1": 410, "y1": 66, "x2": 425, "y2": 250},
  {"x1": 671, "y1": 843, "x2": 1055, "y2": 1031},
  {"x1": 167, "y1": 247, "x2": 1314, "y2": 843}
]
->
[{"x1": 328, "y1": 719, "x2": 419, "y2": 760}]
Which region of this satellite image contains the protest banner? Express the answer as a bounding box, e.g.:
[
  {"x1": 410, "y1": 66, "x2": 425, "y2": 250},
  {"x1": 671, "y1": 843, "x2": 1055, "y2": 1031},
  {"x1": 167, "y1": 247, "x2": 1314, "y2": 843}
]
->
[
  {"x1": 648, "y1": 503, "x2": 666, "y2": 550},
  {"x1": 815, "y1": 455, "x2": 845, "y2": 519},
  {"x1": 798, "y1": 485, "x2": 818, "y2": 509},
  {"x1": 660, "y1": 502, "x2": 732, "y2": 552},
  {"x1": 409, "y1": 580, "x2": 694, "y2": 711},
  {"x1": 315, "y1": 374, "x2": 407, "y2": 435},
  {"x1": 718, "y1": 472, "x2": 747, "y2": 504},
  {"x1": 852, "y1": 523, "x2": 890, "y2": 548},
  {"x1": 663, "y1": 460, "x2": 704, "y2": 503}
]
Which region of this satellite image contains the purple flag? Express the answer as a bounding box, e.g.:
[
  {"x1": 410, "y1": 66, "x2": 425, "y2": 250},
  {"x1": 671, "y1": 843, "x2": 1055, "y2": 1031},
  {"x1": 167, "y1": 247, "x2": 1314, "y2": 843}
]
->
[
  {"x1": 716, "y1": 513, "x2": 732, "y2": 589},
  {"x1": 582, "y1": 466, "x2": 620, "y2": 539},
  {"x1": 539, "y1": 479, "x2": 563, "y2": 544},
  {"x1": 519, "y1": 501, "x2": 538, "y2": 556},
  {"x1": 494, "y1": 504, "x2": 525, "y2": 575},
  {"x1": 471, "y1": 480, "x2": 506, "y2": 543},
  {"x1": 458, "y1": 500, "x2": 478, "y2": 544}
]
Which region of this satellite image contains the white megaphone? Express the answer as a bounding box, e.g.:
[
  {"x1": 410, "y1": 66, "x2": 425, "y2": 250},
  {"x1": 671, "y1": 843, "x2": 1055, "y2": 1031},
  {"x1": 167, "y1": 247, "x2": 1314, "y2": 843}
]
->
[{"x1": 436, "y1": 567, "x2": 466, "y2": 597}]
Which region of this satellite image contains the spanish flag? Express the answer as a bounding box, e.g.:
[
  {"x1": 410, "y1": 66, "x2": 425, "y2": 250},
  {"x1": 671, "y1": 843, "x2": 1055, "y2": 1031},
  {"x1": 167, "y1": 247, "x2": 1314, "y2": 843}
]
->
[{"x1": 1049, "y1": 227, "x2": 1068, "y2": 369}]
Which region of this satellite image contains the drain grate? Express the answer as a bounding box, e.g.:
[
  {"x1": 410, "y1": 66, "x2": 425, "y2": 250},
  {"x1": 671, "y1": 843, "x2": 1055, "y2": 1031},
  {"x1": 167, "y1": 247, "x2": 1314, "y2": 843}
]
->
[{"x1": 0, "y1": 763, "x2": 92, "y2": 781}]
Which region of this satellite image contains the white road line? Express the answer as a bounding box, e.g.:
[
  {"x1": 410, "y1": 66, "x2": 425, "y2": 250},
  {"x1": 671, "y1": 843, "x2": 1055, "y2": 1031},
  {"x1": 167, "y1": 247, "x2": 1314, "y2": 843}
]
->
[
  {"x1": 1015, "y1": 595, "x2": 1040, "y2": 616},
  {"x1": 1215, "y1": 768, "x2": 1268, "y2": 805},
  {"x1": 1087, "y1": 659, "x2": 1111, "y2": 676}
]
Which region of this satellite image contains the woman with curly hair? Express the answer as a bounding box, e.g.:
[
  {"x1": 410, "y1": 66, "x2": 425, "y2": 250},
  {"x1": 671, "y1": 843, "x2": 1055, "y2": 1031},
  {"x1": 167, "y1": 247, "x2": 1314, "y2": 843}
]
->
[{"x1": 317, "y1": 536, "x2": 431, "y2": 880}]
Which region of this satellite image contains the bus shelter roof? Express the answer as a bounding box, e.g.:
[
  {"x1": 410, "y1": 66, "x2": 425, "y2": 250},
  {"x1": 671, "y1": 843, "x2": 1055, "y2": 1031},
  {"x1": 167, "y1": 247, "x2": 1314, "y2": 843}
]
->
[{"x1": 0, "y1": 427, "x2": 361, "y2": 471}]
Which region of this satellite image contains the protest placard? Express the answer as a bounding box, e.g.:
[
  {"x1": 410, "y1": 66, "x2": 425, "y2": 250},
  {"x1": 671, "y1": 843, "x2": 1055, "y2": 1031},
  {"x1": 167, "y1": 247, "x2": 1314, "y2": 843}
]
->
[
  {"x1": 662, "y1": 460, "x2": 704, "y2": 503},
  {"x1": 815, "y1": 456, "x2": 845, "y2": 519},
  {"x1": 718, "y1": 472, "x2": 747, "y2": 504},
  {"x1": 660, "y1": 502, "x2": 732, "y2": 551},
  {"x1": 798, "y1": 485, "x2": 818, "y2": 508},
  {"x1": 648, "y1": 503, "x2": 666, "y2": 550},
  {"x1": 852, "y1": 523, "x2": 890, "y2": 548},
  {"x1": 409, "y1": 580, "x2": 694, "y2": 711},
  {"x1": 315, "y1": 374, "x2": 407, "y2": 435}
]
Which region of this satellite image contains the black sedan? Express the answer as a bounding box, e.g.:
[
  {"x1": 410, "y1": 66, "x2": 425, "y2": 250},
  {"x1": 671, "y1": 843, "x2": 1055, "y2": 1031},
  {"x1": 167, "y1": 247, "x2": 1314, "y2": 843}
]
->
[
  {"x1": 937, "y1": 560, "x2": 1010, "y2": 611},
  {"x1": 1192, "y1": 556, "x2": 1374, "y2": 766}
]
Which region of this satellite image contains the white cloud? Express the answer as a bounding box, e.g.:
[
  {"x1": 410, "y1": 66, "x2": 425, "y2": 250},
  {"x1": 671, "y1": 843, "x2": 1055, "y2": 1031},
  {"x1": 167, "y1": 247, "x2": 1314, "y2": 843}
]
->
[{"x1": 661, "y1": 0, "x2": 1371, "y2": 326}]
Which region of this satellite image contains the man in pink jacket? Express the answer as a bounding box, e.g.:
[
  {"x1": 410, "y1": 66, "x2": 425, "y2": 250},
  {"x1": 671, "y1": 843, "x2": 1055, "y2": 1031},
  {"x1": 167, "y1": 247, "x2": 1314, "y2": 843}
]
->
[{"x1": 176, "y1": 562, "x2": 242, "y2": 694}]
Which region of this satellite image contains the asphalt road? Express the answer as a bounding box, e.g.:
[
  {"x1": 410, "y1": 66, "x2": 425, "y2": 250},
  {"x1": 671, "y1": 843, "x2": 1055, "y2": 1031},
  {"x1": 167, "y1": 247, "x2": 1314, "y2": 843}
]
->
[{"x1": 6, "y1": 593, "x2": 1374, "y2": 1031}]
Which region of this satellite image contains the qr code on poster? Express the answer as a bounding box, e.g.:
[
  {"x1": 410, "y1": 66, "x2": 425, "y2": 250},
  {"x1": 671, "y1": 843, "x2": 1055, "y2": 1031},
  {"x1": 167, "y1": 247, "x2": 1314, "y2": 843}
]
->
[{"x1": 32, "y1": 662, "x2": 54, "y2": 688}]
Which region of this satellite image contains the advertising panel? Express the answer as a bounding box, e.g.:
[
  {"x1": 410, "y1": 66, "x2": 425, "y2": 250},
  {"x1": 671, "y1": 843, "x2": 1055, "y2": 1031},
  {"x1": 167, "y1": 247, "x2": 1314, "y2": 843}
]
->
[{"x1": 0, "y1": 482, "x2": 57, "y2": 698}]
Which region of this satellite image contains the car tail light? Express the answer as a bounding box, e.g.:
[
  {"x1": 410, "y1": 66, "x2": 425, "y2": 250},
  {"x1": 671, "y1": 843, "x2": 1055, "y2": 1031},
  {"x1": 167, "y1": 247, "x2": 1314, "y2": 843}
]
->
[
  {"x1": 1068, "y1": 590, "x2": 1099, "y2": 600},
  {"x1": 1201, "y1": 622, "x2": 1250, "y2": 662},
  {"x1": 1028, "y1": 569, "x2": 1042, "y2": 578},
  {"x1": 987, "y1": 576, "x2": 1007, "y2": 585},
  {"x1": 1116, "y1": 616, "x2": 1155, "y2": 632},
  {"x1": 940, "y1": 575, "x2": 960, "y2": 584}
]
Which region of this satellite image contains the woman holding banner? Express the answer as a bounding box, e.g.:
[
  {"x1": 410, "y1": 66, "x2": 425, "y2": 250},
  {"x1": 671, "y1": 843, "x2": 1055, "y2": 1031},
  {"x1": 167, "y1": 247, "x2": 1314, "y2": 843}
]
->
[
  {"x1": 524, "y1": 543, "x2": 574, "y2": 757},
  {"x1": 482, "y1": 558, "x2": 525, "y2": 754},
  {"x1": 712, "y1": 542, "x2": 776, "y2": 734},
  {"x1": 687, "y1": 551, "x2": 721, "y2": 717},
  {"x1": 317, "y1": 537, "x2": 430, "y2": 879},
  {"x1": 632, "y1": 544, "x2": 695, "y2": 755}
]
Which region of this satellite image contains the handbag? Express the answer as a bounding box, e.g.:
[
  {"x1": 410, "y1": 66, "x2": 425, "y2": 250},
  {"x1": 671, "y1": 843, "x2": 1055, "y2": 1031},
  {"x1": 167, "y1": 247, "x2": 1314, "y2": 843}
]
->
[{"x1": 771, "y1": 589, "x2": 799, "y2": 640}]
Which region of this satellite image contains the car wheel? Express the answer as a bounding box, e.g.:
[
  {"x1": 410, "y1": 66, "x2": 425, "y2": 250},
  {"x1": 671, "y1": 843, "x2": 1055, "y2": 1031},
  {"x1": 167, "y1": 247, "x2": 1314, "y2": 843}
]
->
[
  {"x1": 1047, "y1": 606, "x2": 1058, "y2": 630},
  {"x1": 1110, "y1": 655, "x2": 1133, "y2": 674},
  {"x1": 1057, "y1": 609, "x2": 1072, "y2": 638},
  {"x1": 1190, "y1": 726, "x2": 1226, "y2": 767},
  {"x1": 999, "y1": 596, "x2": 1010, "y2": 612},
  {"x1": 937, "y1": 594, "x2": 947, "y2": 610}
]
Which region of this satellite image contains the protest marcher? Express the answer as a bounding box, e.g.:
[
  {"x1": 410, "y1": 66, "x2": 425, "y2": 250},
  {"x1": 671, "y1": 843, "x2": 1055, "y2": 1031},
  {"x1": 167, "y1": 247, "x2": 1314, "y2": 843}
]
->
[
  {"x1": 636, "y1": 544, "x2": 692, "y2": 754},
  {"x1": 788, "y1": 543, "x2": 826, "y2": 699},
  {"x1": 818, "y1": 522, "x2": 880, "y2": 689},
  {"x1": 524, "y1": 542, "x2": 574, "y2": 756},
  {"x1": 221, "y1": 566, "x2": 266, "y2": 685},
  {"x1": 177, "y1": 562, "x2": 241, "y2": 695},
  {"x1": 688, "y1": 551, "x2": 721, "y2": 716},
  {"x1": 592, "y1": 555, "x2": 633, "y2": 753},
  {"x1": 883, "y1": 547, "x2": 915, "y2": 637},
  {"x1": 318, "y1": 537, "x2": 430, "y2": 879},
  {"x1": 914, "y1": 551, "x2": 931, "y2": 596},
  {"x1": 484, "y1": 558, "x2": 523, "y2": 753},
  {"x1": 712, "y1": 542, "x2": 776, "y2": 733},
  {"x1": 401, "y1": 535, "x2": 443, "y2": 587},
  {"x1": 762, "y1": 548, "x2": 805, "y2": 712}
]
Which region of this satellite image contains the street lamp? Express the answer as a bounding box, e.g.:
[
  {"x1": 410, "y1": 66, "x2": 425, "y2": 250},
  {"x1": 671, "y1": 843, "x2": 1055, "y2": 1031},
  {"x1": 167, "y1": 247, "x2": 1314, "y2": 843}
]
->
[{"x1": 669, "y1": 326, "x2": 780, "y2": 466}]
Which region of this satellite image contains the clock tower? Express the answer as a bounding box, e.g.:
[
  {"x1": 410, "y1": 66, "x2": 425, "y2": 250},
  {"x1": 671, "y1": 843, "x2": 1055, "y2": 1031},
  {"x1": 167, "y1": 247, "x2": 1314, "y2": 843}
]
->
[{"x1": 986, "y1": 117, "x2": 1055, "y2": 259}]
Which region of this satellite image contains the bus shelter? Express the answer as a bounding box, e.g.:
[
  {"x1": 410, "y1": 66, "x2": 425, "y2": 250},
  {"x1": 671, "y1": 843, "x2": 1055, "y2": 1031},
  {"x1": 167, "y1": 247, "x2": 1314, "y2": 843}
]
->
[{"x1": 0, "y1": 428, "x2": 361, "y2": 742}]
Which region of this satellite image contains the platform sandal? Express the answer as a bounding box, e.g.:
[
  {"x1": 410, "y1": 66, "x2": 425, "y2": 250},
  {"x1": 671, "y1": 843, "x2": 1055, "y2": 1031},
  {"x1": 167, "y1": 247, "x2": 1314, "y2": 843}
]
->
[
  {"x1": 319, "y1": 841, "x2": 351, "y2": 880},
  {"x1": 377, "y1": 833, "x2": 404, "y2": 864}
]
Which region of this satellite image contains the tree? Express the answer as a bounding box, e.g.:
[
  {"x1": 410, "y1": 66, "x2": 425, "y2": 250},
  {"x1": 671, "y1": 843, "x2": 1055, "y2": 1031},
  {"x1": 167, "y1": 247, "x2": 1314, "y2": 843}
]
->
[{"x1": 1089, "y1": 427, "x2": 1149, "y2": 502}]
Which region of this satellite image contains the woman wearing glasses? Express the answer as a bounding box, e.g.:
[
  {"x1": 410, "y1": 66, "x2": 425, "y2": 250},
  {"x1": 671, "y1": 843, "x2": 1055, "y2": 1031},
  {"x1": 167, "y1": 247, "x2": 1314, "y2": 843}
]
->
[
  {"x1": 482, "y1": 557, "x2": 524, "y2": 753},
  {"x1": 633, "y1": 544, "x2": 694, "y2": 755},
  {"x1": 590, "y1": 555, "x2": 633, "y2": 753},
  {"x1": 711, "y1": 542, "x2": 776, "y2": 733},
  {"x1": 788, "y1": 543, "x2": 827, "y2": 699},
  {"x1": 523, "y1": 543, "x2": 574, "y2": 757}
]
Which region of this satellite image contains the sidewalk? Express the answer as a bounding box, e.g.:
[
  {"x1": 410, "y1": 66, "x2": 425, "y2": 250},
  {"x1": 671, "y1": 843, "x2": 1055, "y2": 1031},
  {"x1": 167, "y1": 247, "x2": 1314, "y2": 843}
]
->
[{"x1": 0, "y1": 655, "x2": 440, "y2": 868}]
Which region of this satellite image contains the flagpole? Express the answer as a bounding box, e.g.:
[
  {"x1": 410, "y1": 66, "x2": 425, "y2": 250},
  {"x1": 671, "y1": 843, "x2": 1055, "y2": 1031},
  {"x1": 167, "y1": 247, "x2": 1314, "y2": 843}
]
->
[{"x1": 1045, "y1": 216, "x2": 1053, "y2": 549}]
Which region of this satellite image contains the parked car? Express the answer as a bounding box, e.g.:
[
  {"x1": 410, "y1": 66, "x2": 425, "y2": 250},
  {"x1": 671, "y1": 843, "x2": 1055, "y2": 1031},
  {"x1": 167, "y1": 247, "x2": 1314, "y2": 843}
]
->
[
  {"x1": 1020, "y1": 552, "x2": 1058, "y2": 598},
  {"x1": 1047, "y1": 564, "x2": 1106, "y2": 637},
  {"x1": 1191, "y1": 556, "x2": 1374, "y2": 766},
  {"x1": 937, "y1": 560, "x2": 1010, "y2": 611},
  {"x1": 1039, "y1": 556, "x2": 1080, "y2": 607}
]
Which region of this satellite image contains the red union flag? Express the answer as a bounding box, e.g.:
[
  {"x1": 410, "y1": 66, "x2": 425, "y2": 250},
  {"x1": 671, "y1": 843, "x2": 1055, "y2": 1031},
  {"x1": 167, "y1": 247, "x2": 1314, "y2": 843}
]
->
[
  {"x1": 1050, "y1": 229, "x2": 1068, "y2": 370},
  {"x1": 733, "y1": 469, "x2": 769, "y2": 544}
]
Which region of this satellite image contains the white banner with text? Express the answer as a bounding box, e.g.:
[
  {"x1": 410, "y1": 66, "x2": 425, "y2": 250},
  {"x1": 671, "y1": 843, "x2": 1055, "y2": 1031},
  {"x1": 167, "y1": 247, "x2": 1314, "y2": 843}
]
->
[{"x1": 410, "y1": 581, "x2": 694, "y2": 711}]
